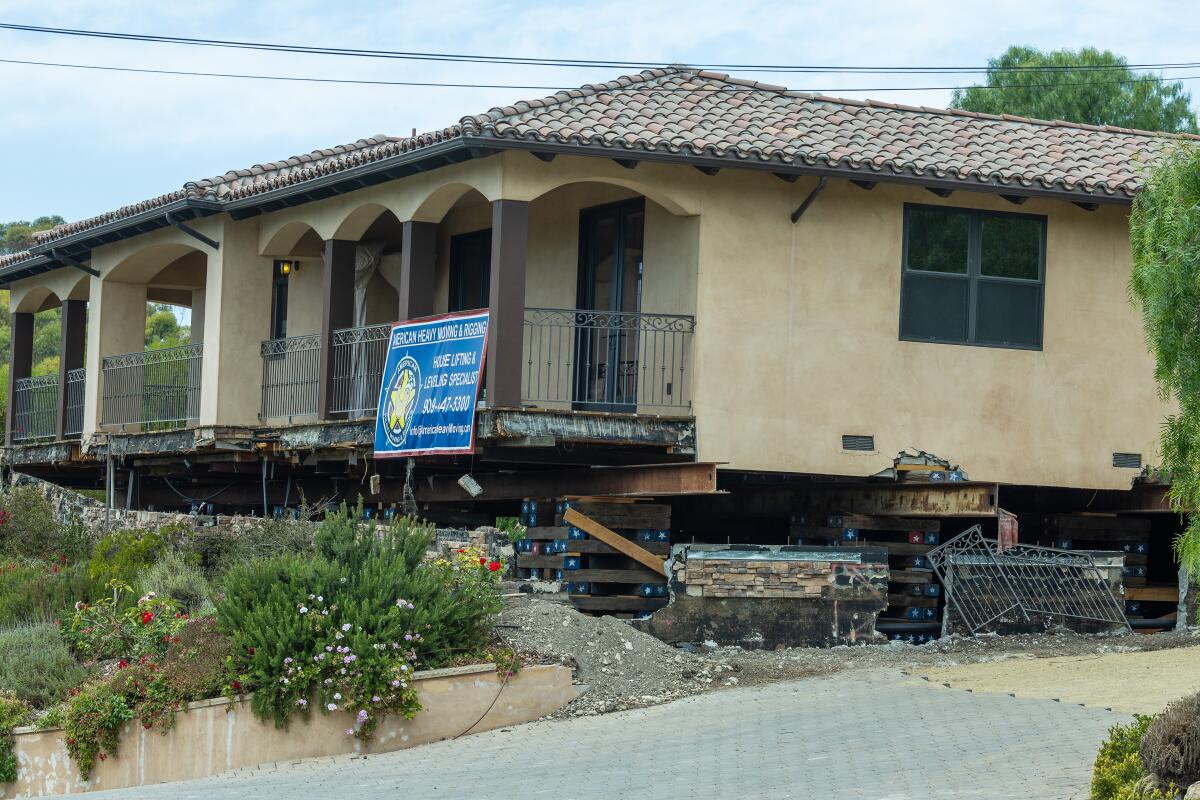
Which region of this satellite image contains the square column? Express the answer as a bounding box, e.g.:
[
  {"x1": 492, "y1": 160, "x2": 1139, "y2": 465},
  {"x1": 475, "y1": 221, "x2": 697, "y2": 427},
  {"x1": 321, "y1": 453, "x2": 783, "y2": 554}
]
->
[
  {"x1": 5, "y1": 312, "x2": 33, "y2": 445},
  {"x1": 55, "y1": 299, "x2": 87, "y2": 440},
  {"x1": 83, "y1": 278, "x2": 146, "y2": 437},
  {"x1": 486, "y1": 200, "x2": 529, "y2": 408},
  {"x1": 317, "y1": 239, "x2": 357, "y2": 419},
  {"x1": 398, "y1": 221, "x2": 437, "y2": 321}
]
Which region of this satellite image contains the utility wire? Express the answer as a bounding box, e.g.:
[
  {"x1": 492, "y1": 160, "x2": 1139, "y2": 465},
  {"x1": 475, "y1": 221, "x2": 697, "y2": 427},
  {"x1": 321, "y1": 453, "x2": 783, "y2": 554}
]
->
[
  {"x1": 1, "y1": 21, "x2": 1198, "y2": 76},
  {"x1": 2, "y1": 56, "x2": 1200, "y2": 94}
]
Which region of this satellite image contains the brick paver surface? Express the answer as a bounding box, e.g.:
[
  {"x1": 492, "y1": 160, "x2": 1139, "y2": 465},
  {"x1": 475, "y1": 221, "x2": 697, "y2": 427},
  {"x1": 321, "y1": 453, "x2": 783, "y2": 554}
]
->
[{"x1": 75, "y1": 669, "x2": 1120, "y2": 800}]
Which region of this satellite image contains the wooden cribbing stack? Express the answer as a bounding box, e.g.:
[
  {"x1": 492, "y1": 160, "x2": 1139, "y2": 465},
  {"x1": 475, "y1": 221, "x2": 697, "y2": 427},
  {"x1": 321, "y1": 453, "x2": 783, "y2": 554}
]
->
[
  {"x1": 790, "y1": 512, "x2": 943, "y2": 642},
  {"x1": 513, "y1": 498, "x2": 672, "y2": 617}
]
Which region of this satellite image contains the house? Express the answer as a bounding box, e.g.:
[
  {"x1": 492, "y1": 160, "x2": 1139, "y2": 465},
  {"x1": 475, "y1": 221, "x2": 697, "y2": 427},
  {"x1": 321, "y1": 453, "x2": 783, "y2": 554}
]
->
[{"x1": 0, "y1": 67, "x2": 1183, "y2": 554}]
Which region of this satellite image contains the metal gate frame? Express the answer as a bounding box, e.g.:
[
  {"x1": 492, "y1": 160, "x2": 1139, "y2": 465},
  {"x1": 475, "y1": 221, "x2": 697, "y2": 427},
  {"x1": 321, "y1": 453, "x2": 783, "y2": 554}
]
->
[{"x1": 928, "y1": 525, "x2": 1131, "y2": 635}]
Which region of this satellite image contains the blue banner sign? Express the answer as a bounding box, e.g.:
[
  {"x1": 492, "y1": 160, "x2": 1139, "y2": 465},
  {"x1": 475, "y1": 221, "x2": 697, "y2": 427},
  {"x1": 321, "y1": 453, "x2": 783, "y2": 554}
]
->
[{"x1": 373, "y1": 310, "x2": 489, "y2": 457}]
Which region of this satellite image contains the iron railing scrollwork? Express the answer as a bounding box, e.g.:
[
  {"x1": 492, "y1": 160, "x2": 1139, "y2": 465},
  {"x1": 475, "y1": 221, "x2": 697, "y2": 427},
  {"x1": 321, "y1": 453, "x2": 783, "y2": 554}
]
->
[
  {"x1": 11, "y1": 375, "x2": 58, "y2": 442},
  {"x1": 101, "y1": 344, "x2": 203, "y2": 430},
  {"x1": 522, "y1": 307, "x2": 695, "y2": 411},
  {"x1": 260, "y1": 334, "x2": 321, "y2": 420}
]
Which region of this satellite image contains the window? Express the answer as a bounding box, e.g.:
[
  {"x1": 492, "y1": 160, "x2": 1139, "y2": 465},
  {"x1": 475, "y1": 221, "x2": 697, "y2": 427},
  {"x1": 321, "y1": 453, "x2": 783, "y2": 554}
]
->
[{"x1": 899, "y1": 204, "x2": 1045, "y2": 349}]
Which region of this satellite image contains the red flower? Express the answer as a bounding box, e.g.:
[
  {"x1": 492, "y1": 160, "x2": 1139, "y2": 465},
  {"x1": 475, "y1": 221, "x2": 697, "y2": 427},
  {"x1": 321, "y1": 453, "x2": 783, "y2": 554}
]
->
[
  {"x1": 231, "y1": 681, "x2": 242, "y2": 692},
  {"x1": 118, "y1": 659, "x2": 128, "y2": 669},
  {"x1": 141, "y1": 612, "x2": 154, "y2": 625},
  {"x1": 487, "y1": 561, "x2": 502, "y2": 572},
  {"x1": 456, "y1": 548, "x2": 465, "y2": 554},
  {"x1": 248, "y1": 647, "x2": 255, "y2": 656},
  {"x1": 479, "y1": 557, "x2": 486, "y2": 565}
]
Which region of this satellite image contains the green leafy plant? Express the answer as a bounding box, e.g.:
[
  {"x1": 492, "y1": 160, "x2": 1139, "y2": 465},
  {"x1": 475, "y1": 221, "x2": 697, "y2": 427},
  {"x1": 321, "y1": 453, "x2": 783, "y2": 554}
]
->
[
  {"x1": 1093, "y1": 715, "x2": 1159, "y2": 799},
  {"x1": 0, "y1": 484, "x2": 88, "y2": 561},
  {"x1": 216, "y1": 507, "x2": 502, "y2": 737},
  {"x1": 136, "y1": 550, "x2": 211, "y2": 613},
  {"x1": 88, "y1": 528, "x2": 167, "y2": 590},
  {"x1": 62, "y1": 682, "x2": 133, "y2": 780},
  {"x1": 0, "y1": 691, "x2": 31, "y2": 784},
  {"x1": 496, "y1": 516, "x2": 527, "y2": 544},
  {"x1": 1128, "y1": 143, "x2": 1200, "y2": 578},
  {"x1": 0, "y1": 622, "x2": 88, "y2": 708},
  {"x1": 0, "y1": 559, "x2": 93, "y2": 627},
  {"x1": 159, "y1": 617, "x2": 232, "y2": 701},
  {"x1": 63, "y1": 582, "x2": 188, "y2": 662}
]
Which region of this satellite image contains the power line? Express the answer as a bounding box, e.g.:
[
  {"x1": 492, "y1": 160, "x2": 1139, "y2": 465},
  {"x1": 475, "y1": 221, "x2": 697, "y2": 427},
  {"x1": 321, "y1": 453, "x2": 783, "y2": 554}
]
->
[
  {"x1": 1, "y1": 21, "x2": 1199, "y2": 76},
  {"x1": 3, "y1": 56, "x2": 1200, "y2": 94}
]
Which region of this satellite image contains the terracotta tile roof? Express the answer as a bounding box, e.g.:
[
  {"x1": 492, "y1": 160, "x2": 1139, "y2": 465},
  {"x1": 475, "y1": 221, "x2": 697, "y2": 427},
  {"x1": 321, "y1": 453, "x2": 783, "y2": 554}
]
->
[{"x1": 3, "y1": 66, "x2": 1190, "y2": 275}]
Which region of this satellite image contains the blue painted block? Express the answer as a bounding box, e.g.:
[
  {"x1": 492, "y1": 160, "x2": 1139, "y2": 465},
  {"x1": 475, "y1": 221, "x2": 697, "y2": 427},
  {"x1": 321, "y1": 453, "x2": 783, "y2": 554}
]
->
[
  {"x1": 568, "y1": 582, "x2": 590, "y2": 595},
  {"x1": 568, "y1": 527, "x2": 588, "y2": 540},
  {"x1": 563, "y1": 556, "x2": 582, "y2": 570},
  {"x1": 841, "y1": 528, "x2": 859, "y2": 541},
  {"x1": 911, "y1": 556, "x2": 927, "y2": 568},
  {"x1": 922, "y1": 607, "x2": 938, "y2": 621},
  {"x1": 655, "y1": 530, "x2": 671, "y2": 542},
  {"x1": 555, "y1": 569, "x2": 565, "y2": 581},
  {"x1": 382, "y1": 508, "x2": 396, "y2": 521},
  {"x1": 924, "y1": 532, "x2": 940, "y2": 545},
  {"x1": 906, "y1": 607, "x2": 923, "y2": 620},
  {"x1": 529, "y1": 568, "x2": 541, "y2": 580},
  {"x1": 1055, "y1": 539, "x2": 1073, "y2": 550},
  {"x1": 923, "y1": 584, "x2": 940, "y2": 597},
  {"x1": 637, "y1": 530, "x2": 655, "y2": 542}
]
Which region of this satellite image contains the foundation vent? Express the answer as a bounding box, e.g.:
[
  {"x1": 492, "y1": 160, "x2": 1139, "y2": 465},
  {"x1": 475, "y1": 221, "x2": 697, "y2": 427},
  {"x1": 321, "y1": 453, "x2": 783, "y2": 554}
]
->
[
  {"x1": 842, "y1": 434, "x2": 875, "y2": 452},
  {"x1": 1112, "y1": 452, "x2": 1142, "y2": 469}
]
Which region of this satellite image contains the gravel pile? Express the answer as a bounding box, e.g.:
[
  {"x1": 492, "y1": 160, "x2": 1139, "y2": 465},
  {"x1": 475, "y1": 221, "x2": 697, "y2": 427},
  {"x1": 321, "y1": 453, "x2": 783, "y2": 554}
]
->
[{"x1": 497, "y1": 594, "x2": 1200, "y2": 718}]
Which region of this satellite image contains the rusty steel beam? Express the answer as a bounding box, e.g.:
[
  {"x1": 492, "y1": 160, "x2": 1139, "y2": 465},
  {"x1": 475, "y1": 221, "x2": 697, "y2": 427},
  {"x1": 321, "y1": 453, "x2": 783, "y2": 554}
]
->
[
  {"x1": 415, "y1": 461, "x2": 718, "y2": 503},
  {"x1": 796, "y1": 483, "x2": 999, "y2": 517}
]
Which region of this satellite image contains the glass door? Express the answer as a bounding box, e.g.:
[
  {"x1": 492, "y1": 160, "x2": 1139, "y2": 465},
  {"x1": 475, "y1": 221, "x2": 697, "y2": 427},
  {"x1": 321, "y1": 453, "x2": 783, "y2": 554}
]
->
[{"x1": 575, "y1": 198, "x2": 645, "y2": 411}]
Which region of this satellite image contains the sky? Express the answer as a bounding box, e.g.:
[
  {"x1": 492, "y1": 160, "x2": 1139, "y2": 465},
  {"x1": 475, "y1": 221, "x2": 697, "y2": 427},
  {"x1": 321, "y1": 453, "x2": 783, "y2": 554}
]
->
[{"x1": 1, "y1": 0, "x2": 1199, "y2": 224}]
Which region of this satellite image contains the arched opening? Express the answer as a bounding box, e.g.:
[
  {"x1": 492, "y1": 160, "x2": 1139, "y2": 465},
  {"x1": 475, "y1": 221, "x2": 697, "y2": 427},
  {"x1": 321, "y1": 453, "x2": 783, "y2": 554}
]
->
[{"x1": 99, "y1": 244, "x2": 207, "y2": 431}]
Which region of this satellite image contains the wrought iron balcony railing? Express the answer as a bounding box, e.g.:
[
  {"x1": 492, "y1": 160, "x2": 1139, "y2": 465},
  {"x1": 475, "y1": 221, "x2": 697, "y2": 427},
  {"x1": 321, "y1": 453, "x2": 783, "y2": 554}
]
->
[
  {"x1": 330, "y1": 324, "x2": 391, "y2": 419},
  {"x1": 11, "y1": 375, "x2": 58, "y2": 442},
  {"x1": 260, "y1": 334, "x2": 321, "y2": 421},
  {"x1": 63, "y1": 368, "x2": 85, "y2": 439},
  {"x1": 522, "y1": 308, "x2": 694, "y2": 411},
  {"x1": 101, "y1": 344, "x2": 203, "y2": 430}
]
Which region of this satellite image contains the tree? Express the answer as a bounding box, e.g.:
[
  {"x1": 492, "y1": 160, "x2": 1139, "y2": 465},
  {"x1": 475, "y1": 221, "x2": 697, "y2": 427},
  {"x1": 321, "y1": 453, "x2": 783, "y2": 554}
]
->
[
  {"x1": 0, "y1": 216, "x2": 64, "y2": 255},
  {"x1": 145, "y1": 304, "x2": 190, "y2": 350},
  {"x1": 1127, "y1": 143, "x2": 1200, "y2": 574},
  {"x1": 951, "y1": 46, "x2": 1198, "y2": 133}
]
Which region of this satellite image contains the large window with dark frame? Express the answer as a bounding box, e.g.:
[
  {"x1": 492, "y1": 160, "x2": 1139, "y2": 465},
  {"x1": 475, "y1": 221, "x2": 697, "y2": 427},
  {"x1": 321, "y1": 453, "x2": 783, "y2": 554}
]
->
[{"x1": 899, "y1": 204, "x2": 1045, "y2": 349}]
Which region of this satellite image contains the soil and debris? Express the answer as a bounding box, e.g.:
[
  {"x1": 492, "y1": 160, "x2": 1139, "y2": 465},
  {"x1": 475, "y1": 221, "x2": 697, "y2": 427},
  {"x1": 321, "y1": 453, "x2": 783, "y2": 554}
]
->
[{"x1": 496, "y1": 594, "x2": 1200, "y2": 718}]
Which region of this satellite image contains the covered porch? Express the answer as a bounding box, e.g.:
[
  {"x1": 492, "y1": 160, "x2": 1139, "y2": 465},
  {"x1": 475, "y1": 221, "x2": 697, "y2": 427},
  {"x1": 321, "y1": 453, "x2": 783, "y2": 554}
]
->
[{"x1": 255, "y1": 178, "x2": 698, "y2": 426}]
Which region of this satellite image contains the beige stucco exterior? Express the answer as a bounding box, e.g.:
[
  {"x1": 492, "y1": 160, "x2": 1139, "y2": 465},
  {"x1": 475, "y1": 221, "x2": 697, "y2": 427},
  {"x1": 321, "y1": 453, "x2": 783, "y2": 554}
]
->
[
  {"x1": 10, "y1": 148, "x2": 1167, "y2": 489},
  {"x1": 3, "y1": 664, "x2": 574, "y2": 798}
]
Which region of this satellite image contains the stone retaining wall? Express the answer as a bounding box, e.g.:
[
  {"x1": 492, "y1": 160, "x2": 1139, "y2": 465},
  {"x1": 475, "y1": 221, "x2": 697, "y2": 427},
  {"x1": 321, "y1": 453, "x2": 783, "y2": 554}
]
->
[
  {"x1": 635, "y1": 545, "x2": 890, "y2": 648},
  {"x1": 4, "y1": 664, "x2": 574, "y2": 798}
]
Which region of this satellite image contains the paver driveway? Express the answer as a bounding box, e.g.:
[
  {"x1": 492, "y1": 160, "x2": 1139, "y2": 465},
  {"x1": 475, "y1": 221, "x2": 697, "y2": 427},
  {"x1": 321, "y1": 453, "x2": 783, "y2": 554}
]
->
[{"x1": 75, "y1": 668, "x2": 1121, "y2": 800}]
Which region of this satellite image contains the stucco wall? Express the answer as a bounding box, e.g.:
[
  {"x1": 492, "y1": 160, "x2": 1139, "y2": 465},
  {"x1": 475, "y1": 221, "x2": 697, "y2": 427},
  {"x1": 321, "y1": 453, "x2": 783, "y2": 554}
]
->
[
  {"x1": 681, "y1": 170, "x2": 1166, "y2": 489},
  {"x1": 5, "y1": 664, "x2": 574, "y2": 798}
]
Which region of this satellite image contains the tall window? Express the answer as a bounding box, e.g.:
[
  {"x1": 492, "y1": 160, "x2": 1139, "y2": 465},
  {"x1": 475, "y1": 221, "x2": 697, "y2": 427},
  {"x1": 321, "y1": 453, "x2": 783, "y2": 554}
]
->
[
  {"x1": 448, "y1": 229, "x2": 492, "y2": 313},
  {"x1": 899, "y1": 204, "x2": 1045, "y2": 349}
]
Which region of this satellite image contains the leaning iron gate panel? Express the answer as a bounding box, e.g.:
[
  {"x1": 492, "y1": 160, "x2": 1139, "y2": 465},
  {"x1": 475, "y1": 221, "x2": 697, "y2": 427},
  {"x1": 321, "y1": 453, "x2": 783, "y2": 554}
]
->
[
  {"x1": 926, "y1": 526, "x2": 1027, "y2": 634},
  {"x1": 928, "y1": 525, "x2": 1131, "y2": 635}
]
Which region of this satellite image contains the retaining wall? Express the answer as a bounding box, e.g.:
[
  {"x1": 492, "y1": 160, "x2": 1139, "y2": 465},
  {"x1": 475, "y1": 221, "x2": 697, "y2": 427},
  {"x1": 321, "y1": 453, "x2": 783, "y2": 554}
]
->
[{"x1": 5, "y1": 664, "x2": 573, "y2": 797}]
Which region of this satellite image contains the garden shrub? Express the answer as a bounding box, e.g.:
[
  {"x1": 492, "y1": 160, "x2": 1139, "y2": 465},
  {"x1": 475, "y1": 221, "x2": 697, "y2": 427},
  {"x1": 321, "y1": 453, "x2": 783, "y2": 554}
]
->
[
  {"x1": 0, "y1": 560, "x2": 93, "y2": 627},
  {"x1": 88, "y1": 528, "x2": 167, "y2": 591},
  {"x1": 216, "y1": 507, "x2": 503, "y2": 738},
  {"x1": 1141, "y1": 691, "x2": 1200, "y2": 791},
  {"x1": 0, "y1": 691, "x2": 31, "y2": 784},
  {"x1": 0, "y1": 485, "x2": 89, "y2": 561},
  {"x1": 1092, "y1": 715, "x2": 1171, "y2": 799},
  {"x1": 136, "y1": 550, "x2": 211, "y2": 612},
  {"x1": 0, "y1": 622, "x2": 88, "y2": 708},
  {"x1": 160, "y1": 618, "x2": 232, "y2": 701},
  {"x1": 62, "y1": 682, "x2": 133, "y2": 779},
  {"x1": 63, "y1": 584, "x2": 188, "y2": 662}
]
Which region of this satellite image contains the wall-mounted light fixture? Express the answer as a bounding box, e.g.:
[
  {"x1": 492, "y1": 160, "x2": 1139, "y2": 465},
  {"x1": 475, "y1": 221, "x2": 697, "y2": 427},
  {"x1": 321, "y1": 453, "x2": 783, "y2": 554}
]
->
[{"x1": 276, "y1": 260, "x2": 298, "y2": 277}]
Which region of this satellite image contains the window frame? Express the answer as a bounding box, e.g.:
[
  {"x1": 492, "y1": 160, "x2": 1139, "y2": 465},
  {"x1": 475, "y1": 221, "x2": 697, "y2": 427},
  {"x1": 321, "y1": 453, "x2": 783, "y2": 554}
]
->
[{"x1": 899, "y1": 203, "x2": 1046, "y2": 351}]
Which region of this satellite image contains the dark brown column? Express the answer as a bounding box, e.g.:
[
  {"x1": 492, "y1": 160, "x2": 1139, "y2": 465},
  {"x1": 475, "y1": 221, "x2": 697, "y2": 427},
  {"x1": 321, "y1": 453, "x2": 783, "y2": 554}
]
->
[
  {"x1": 485, "y1": 200, "x2": 529, "y2": 408},
  {"x1": 317, "y1": 239, "x2": 357, "y2": 419},
  {"x1": 5, "y1": 312, "x2": 33, "y2": 445},
  {"x1": 56, "y1": 299, "x2": 86, "y2": 440},
  {"x1": 399, "y1": 221, "x2": 437, "y2": 321}
]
